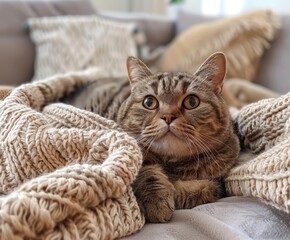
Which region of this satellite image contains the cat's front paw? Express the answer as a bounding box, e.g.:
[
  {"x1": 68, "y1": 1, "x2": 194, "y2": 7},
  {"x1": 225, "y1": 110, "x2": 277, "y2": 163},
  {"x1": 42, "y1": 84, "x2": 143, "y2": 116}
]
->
[
  {"x1": 192, "y1": 180, "x2": 221, "y2": 207},
  {"x1": 174, "y1": 180, "x2": 221, "y2": 209},
  {"x1": 133, "y1": 164, "x2": 175, "y2": 223},
  {"x1": 142, "y1": 192, "x2": 175, "y2": 223}
]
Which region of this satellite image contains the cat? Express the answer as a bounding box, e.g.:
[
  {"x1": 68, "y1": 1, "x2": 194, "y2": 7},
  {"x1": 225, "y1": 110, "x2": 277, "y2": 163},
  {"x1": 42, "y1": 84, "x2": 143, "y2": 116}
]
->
[{"x1": 66, "y1": 52, "x2": 240, "y2": 223}]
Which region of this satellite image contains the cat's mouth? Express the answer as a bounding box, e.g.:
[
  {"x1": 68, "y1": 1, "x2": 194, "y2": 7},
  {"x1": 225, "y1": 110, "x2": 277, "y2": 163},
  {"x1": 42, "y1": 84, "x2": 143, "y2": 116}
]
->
[
  {"x1": 148, "y1": 129, "x2": 192, "y2": 157},
  {"x1": 162, "y1": 125, "x2": 181, "y2": 139},
  {"x1": 164, "y1": 130, "x2": 178, "y2": 138},
  {"x1": 158, "y1": 127, "x2": 182, "y2": 141}
]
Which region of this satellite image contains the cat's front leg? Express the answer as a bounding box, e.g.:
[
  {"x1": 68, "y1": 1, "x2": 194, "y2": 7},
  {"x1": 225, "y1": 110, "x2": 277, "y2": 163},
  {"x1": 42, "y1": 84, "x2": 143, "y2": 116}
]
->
[
  {"x1": 132, "y1": 164, "x2": 175, "y2": 223},
  {"x1": 173, "y1": 179, "x2": 221, "y2": 209}
]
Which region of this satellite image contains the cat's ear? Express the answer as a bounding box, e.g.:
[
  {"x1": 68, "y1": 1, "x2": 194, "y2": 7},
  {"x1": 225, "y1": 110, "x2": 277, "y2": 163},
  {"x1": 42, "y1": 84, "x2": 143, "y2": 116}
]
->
[
  {"x1": 194, "y1": 52, "x2": 226, "y2": 94},
  {"x1": 127, "y1": 56, "x2": 153, "y2": 86}
]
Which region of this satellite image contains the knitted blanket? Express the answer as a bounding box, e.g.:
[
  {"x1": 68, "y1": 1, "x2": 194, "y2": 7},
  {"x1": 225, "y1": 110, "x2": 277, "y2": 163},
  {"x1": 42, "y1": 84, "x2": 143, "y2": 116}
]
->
[
  {"x1": 0, "y1": 71, "x2": 289, "y2": 239},
  {"x1": 0, "y1": 71, "x2": 144, "y2": 239},
  {"x1": 225, "y1": 93, "x2": 290, "y2": 213}
]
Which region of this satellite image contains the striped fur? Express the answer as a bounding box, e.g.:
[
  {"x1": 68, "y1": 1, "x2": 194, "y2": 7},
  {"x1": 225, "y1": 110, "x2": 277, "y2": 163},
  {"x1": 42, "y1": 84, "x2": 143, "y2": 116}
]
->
[{"x1": 67, "y1": 53, "x2": 240, "y2": 223}]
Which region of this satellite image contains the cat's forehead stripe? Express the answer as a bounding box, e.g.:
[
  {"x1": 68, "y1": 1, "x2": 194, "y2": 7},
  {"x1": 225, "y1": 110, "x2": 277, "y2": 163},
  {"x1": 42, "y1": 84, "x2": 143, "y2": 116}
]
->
[
  {"x1": 161, "y1": 75, "x2": 174, "y2": 93},
  {"x1": 182, "y1": 81, "x2": 191, "y2": 94},
  {"x1": 156, "y1": 73, "x2": 192, "y2": 94}
]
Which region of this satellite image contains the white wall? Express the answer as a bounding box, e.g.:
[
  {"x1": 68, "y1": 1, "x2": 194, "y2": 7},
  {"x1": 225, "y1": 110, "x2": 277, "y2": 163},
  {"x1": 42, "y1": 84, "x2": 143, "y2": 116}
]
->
[
  {"x1": 200, "y1": 0, "x2": 290, "y2": 16},
  {"x1": 90, "y1": 0, "x2": 130, "y2": 12},
  {"x1": 90, "y1": 0, "x2": 290, "y2": 16},
  {"x1": 240, "y1": 0, "x2": 290, "y2": 15},
  {"x1": 90, "y1": 0, "x2": 167, "y2": 14},
  {"x1": 131, "y1": 0, "x2": 167, "y2": 15},
  {"x1": 182, "y1": 0, "x2": 202, "y2": 14}
]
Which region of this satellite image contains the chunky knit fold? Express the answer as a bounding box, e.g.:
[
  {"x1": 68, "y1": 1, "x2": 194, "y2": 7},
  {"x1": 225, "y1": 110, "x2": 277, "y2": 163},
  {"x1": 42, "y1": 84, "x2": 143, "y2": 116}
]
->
[
  {"x1": 226, "y1": 93, "x2": 290, "y2": 213},
  {"x1": 0, "y1": 71, "x2": 144, "y2": 239}
]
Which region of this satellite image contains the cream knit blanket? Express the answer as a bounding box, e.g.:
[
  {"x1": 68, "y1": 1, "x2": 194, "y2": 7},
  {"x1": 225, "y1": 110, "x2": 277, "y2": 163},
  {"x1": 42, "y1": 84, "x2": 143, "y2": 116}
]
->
[
  {"x1": 0, "y1": 71, "x2": 144, "y2": 239},
  {"x1": 226, "y1": 93, "x2": 290, "y2": 213},
  {"x1": 0, "y1": 71, "x2": 289, "y2": 239}
]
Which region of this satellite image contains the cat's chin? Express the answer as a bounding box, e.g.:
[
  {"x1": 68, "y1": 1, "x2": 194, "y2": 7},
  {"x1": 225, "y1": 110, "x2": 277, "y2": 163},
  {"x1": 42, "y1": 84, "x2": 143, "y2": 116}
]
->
[{"x1": 148, "y1": 132, "x2": 193, "y2": 158}]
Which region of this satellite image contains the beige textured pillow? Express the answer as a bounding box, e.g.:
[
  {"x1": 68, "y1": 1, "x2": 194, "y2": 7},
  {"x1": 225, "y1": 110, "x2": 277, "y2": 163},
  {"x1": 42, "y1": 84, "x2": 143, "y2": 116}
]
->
[
  {"x1": 27, "y1": 16, "x2": 139, "y2": 81},
  {"x1": 222, "y1": 79, "x2": 280, "y2": 108},
  {"x1": 226, "y1": 92, "x2": 290, "y2": 213},
  {"x1": 159, "y1": 10, "x2": 280, "y2": 81}
]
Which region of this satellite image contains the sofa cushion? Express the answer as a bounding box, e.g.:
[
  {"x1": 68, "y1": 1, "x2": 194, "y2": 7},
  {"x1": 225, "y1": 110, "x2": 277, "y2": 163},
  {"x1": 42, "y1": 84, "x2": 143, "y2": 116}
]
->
[
  {"x1": 255, "y1": 16, "x2": 290, "y2": 94},
  {"x1": 27, "y1": 15, "x2": 139, "y2": 80},
  {"x1": 0, "y1": 0, "x2": 95, "y2": 86},
  {"x1": 99, "y1": 11, "x2": 176, "y2": 51},
  {"x1": 159, "y1": 10, "x2": 281, "y2": 82}
]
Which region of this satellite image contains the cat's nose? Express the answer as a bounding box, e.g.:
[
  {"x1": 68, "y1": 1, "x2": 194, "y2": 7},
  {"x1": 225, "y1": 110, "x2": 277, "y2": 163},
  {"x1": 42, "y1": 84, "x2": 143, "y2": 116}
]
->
[{"x1": 161, "y1": 114, "x2": 177, "y2": 124}]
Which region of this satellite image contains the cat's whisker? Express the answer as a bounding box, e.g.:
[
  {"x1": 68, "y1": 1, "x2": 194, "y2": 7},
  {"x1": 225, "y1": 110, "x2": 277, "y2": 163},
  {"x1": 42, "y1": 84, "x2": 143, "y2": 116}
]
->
[
  {"x1": 122, "y1": 126, "x2": 142, "y2": 135},
  {"x1": 194, "y1": 136, "x2": 225, "y2": 178},
  {"x1": 198, "y1": 134, "x2": 226, "y2": 146},
  {"x1": 182, "y1": 134, "x2": 204, "y2": 178},
  {"x1": 176, "y1": 109, "x2": 197, "y2": 130},
  {"x1": 122, "y1": 129, "x2": 153, "y2": 148},
  {"x1": 135, "y1": 134, "x2": 152, "y2": 146},
  {"x1": 195, "y1": 134, "x2": 231, "y2": 175},
  {"x1": 143, "y1": 129, "x2": 160, "y2": 135},
  {"x1": 196, "y1": 136, "x2": 218, "y2": 154},
  {"x1": 199, "y1": 133, "x2": 236, "y2": 152},
  {"x1": 176, "y1": 121, "x2": 222, "y2": 162},
  {"x1": 192, "y1": 136, "x2": 216, "y2": 164},
  {"x1": 178, "y1": 121, "x2": 197, "y2": 133},
  {"x1": 180, "y1": 131, "x2": 194, "y2": 156},
  {"x1": 172, "y1": 124, "x2": 201, "y2": 171},
  {"x1": 184, "y1": 135, "x2": 199, "y2": 164},
  {"x1": 186, "y1": 137, "x2": 201, "y2": 175},
  {"x1": 138, "y1": 135, "x2": 157, "y2": 159},
  {"x1": 146, "y1": 136, "x2": 157, "y2": 154},
  {"x1": 178, "y1": 119, "x2": 235, "y2": 155},
  {"x1": 143, "y1": 126, "x2": 168, "y2": 141}
]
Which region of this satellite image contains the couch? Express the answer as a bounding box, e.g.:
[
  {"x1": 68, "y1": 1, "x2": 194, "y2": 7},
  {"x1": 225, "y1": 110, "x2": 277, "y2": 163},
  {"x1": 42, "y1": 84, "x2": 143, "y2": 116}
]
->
[
  {"x1": 1, "y1": 1, "x2": 290, "y2": 93},
  {"x1": 0, "y1": 1, "x2": 289, "y2": 239}
]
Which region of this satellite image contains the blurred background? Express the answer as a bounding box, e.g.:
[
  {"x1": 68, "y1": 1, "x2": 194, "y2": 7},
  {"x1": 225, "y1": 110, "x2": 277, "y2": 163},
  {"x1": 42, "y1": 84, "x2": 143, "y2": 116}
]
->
[
  {"x1": 91, "y1": 0, "x2": 290, "y2": 17},
  {"x1": 86, "y1": 0, "x2": 290, "y2": 97},
  {"x1": 0, "y1": 0, "x2": 289, "y2": 100}
]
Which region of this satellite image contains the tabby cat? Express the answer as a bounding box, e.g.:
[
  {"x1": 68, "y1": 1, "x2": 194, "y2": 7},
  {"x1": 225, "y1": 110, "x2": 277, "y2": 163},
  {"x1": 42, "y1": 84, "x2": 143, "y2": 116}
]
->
[{"x1": 67, "y1": 52, "x2": 240, "y2": 223}]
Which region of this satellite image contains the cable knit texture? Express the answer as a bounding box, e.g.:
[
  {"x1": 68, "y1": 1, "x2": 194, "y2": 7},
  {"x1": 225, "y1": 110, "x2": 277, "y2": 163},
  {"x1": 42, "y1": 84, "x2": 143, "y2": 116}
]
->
[
  {"x1": 226, "y1": 92, "x2": 290, "y2": 213},
  {"x1": 0, "y1": 70, "x2": 144, "y2": 239}
]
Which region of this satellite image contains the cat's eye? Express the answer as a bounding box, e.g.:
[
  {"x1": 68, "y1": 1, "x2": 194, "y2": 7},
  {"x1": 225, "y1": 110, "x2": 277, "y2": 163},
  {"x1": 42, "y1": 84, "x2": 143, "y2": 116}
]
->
[
  {"x1": 143, "y1": 96, "x2": 159, "y2": 110},
  {"x1": 182, "y1": 95, "x2": 200, "y2": 109}
]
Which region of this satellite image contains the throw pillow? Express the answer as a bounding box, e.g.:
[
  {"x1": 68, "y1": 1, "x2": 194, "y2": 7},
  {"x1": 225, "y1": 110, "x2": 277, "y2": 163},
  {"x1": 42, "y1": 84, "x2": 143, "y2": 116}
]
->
[
  {"x1": 222, "y1": 79, "x2": 280, "y2": 108},
  {"x1": 159, "y1": 9, "x2": 281, "y2": 81},
  {"x1": 27, "y1": 15, "x2": 141, "y2": 80}
]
